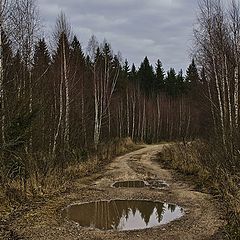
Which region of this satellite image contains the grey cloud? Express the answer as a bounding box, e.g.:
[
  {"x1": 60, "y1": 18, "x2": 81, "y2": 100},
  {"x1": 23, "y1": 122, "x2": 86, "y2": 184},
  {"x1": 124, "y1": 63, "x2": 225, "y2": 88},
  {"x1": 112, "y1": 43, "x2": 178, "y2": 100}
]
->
[{"x1": 38, "y1": 0, "x2": 199, "y2": 71}]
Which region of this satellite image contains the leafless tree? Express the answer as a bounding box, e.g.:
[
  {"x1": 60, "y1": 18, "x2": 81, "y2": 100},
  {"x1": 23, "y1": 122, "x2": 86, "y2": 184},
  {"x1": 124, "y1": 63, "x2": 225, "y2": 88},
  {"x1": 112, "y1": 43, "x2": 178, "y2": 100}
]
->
[
  {"x1": 52, "y1": 12, "x2": 72, "y2": 155},
  {"x1": 87, "y1": 36, "x2": 120, "y2": 149},
  {"x1": 195, "y1": 0, "x2": 240, "y2": 159}
]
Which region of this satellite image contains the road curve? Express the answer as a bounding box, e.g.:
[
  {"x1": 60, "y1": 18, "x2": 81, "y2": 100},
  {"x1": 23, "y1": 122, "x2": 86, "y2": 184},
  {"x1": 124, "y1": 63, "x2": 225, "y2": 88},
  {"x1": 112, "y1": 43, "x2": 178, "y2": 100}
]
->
[{"x1": 8, "y1": 144, "x2": 225, "y2": 240}]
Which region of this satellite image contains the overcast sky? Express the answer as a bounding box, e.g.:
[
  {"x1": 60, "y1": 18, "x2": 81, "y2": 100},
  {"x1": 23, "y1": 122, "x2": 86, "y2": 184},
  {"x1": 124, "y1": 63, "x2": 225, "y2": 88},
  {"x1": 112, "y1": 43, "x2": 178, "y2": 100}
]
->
[{"x1": 38, "y1": 0, "x2": 199, "y2": 72}]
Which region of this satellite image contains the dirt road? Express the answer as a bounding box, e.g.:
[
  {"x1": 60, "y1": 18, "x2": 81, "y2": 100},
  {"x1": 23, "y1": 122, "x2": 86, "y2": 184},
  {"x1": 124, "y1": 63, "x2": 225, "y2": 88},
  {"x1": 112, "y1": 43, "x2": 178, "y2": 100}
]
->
[{"x1": 8, "y1": 144, "x2": 225, "y2": 239}]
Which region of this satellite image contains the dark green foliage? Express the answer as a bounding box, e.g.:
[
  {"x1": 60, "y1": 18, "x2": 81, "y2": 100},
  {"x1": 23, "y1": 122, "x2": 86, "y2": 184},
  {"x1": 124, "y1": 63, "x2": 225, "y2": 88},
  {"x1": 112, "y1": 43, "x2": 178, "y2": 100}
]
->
[
  {"x1": 165, "y1": 68, "x2": 177, "y2": 96},
  {"x1": 33, "y1": 38, "x2": 51, "y2": 70},
  {"x1": 137, "y1": 56, "x2": 156, "y2": 96},
  {"x1": 116, "y1": 60, "x2": 127, "y2": 93},
  {"x1": 70, "y1": 35, "x2": 84, "y2": 61},
  {"x1": 155, "y1": 59, "x2": 165, "y2": 90},
  {"x1": 123, "y1": 59, "x2": 130, "y2": 79},
  {"x1": 129, "y1": 63, "x2": 137, "y2": 82},
  {"x1": 32, "y1": 38, "x2": 51, "y2": 100},
  {"x1": 52, "y1": 32, "x2": 70, "y2": 64},
  {"x1": 31, "y1": 38, "x2": 53, "y2": 152},
  {"x1": 185, "y1": 59, "x2": 199, "y2": 92},
  {"x1": 71, "y1": 148, "x2": 88, "y2": 163},
  {"x1": 177, "y1": 69, "x2": 185, "y2": 93},
  {"x1": 165, "y1": 68, "x2": 187, "y2": 96},
  {"x1": 102, "y1": 41, "x2": 113, "y2": 61},
  {"x1": 4, "y1": 110, "x2": 38, "y2": 152},
  {"x1": 1, "y1": 110, "x2": 37, "y2": 184}
]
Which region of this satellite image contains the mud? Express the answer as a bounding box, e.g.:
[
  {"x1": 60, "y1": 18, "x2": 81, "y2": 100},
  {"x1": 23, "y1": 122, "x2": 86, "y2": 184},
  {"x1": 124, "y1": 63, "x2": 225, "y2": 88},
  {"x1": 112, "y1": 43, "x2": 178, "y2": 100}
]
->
[{"x1": 5, "y1": 144, "x2": 225, "y2": 239}]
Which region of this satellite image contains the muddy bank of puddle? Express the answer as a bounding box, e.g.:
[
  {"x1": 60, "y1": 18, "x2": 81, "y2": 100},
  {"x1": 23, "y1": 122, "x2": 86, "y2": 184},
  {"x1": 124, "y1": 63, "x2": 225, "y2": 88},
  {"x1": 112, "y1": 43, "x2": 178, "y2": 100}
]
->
[{"x1": 62, "y1": 200, "x2": 184, "y2": 231}]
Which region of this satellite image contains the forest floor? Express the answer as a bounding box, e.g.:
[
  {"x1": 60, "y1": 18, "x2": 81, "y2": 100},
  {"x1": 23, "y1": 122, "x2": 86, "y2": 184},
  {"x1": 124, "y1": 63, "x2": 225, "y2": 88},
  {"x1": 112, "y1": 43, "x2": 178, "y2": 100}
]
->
[{"x1": 3, "y1": 144, "x2": 226, "y2": 240}]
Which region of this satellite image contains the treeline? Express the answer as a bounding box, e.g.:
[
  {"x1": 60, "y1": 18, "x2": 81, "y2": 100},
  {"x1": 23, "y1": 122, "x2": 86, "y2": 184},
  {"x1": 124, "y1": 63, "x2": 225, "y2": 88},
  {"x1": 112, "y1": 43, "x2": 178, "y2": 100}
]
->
[{"x1": 0, "y1": 14, "x2": 200, "y2": 157}]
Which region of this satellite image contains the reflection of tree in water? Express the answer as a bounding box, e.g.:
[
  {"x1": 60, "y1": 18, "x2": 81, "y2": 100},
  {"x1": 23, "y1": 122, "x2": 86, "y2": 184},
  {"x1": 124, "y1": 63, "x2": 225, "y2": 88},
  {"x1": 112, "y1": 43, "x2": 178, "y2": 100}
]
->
[
  {"x1": 131, "y1": 202, "x2": 137, "y2": 216},
  {"x1": 168, "y1": 204, "x2": 176, "y2": 213},
  {"x1": 113, "y1": 181, "x2": 146, "y2": 188},
  {"x1": 137, "y1": 201, "x2": 155, "y2": 225},
  {"x1": 66, "y1": 200, "x2": 176, "y2": 230},
  {"x1": 155, "y1": 202, "x2": 165, "y2": 222}
]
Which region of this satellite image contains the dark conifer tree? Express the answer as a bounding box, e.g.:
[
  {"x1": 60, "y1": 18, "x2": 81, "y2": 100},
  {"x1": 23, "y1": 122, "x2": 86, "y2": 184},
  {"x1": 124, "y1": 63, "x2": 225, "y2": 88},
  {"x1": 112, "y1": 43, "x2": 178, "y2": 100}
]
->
[
  {"x1": 69, "y1": 35, "x2": 87, "y2": 147},
  {"x1": 176, "y1": 69, "x2": 185, "y2": 94},
  {"x1": 129, "y1": 63, "x2": 137, "y2": 82},
  {"x1": 32, "y1": 38, "x2": 52, "y2": 152},
  {"x1": 155, "y1": 59, "x2": 165, "y2": 91},
  {"x1": 116, "y1": 59, "x2": 129, "y2": 93},
  {"x1": 138, "y1": 56, "x2": 155, "y2": 96},
  {"x1": 185, "y1": 59, "x2": 199, "y2": 91},
  {"x1": 165, "y1": 68, "x2": 177, "y2": 96},
  {"x1": 123, "y1": 59, "x2": 130, "y2": 79}
]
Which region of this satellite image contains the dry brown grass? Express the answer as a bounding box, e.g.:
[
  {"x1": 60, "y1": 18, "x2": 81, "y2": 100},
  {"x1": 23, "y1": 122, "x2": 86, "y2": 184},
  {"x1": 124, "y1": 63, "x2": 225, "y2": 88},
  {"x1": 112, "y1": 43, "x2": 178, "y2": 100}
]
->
[
  {"x1": 160, "y1": 141, "x2": 240, "y2": 239},
  {"x1": 0, "y1": 137, "x2": 138, "y2": 207}
]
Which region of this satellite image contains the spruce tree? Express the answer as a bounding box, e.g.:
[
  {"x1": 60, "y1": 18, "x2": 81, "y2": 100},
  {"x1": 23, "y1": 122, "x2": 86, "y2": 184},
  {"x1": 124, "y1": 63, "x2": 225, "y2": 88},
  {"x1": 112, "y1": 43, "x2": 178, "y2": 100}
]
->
[
  {"x1": 165, "y1": 68, "x2": 179, "y2": 97},
  {"x1": 123, "y1": 59, "x2": 130, "y2": 79},
  {"x1": 70, "y1": 36, "x2": 84, "y2": 63},
  {"x1": 185, "y1": 59, "x2": 199, "y2": 91},
  {"x1": 69, "y1": 35, "x2": 87, "y2": 147},
  {"x1": 138, "y1": 56, "x2": 155, "y2": 96},
  {"x1": 32, "y1": 38, "x2": 52, "y2": 151},
  {"x1": 32, "y1": 38, "x2": 51, "y2": 104},
  {"x1": 117, "y1": 59, "x2": 130, "y2": 93},
  {"x1": 155, "y1": 59, "x2": 165, "y2": 91},
  {"x1": 129, "y1": 63, "x2": 137, "y2": 81},
  {"x1": 176, "y1": 69, "x2": 185, "y2": 94}
]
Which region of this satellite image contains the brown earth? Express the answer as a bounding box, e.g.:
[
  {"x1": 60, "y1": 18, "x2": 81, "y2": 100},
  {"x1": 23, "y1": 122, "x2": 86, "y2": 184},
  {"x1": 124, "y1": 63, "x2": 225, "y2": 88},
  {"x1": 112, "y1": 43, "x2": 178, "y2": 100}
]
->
[{"x1": 3, "y1": 144, "x2": 226, "y2": 239}]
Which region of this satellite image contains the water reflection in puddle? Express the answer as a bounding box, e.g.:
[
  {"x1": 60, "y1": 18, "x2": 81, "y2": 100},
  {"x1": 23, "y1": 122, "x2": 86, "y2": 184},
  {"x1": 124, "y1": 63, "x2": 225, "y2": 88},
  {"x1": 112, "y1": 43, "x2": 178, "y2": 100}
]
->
[
  {"x1": 112, "y1": 180, "x2": 148, "y2": 188},
  {"x1": 147, "y1": 180, "x2": 168, "y2": 188},
  {"x1": 112, "y1": 180, "x2": 168, "y2": 189},
  {"x1": 63, "y1": 200, "x2": 184, "y2": 231}
]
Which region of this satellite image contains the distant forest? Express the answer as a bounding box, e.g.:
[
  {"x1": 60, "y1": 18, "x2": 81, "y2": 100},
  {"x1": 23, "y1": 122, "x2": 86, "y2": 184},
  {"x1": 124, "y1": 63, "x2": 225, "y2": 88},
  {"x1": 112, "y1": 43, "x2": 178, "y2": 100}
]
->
[{"x1": 0, "y1": 12, "x2": 203, "y2": 157}]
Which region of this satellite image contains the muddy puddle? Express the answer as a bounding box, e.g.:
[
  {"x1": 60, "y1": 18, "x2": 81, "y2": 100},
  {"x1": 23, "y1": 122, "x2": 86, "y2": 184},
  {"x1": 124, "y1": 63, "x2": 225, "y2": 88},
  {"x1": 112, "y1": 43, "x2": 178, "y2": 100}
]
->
[
  {"x1": 112, "y1": 180, "x2": 168, "y2": 189},
  {"x1": 147, "y1": 180, "x2": 168, "y2": 188},
  {"x1": 62, "y1": 200, "x2": 184, "y2": 231},
  {"x1": 112, "y1": 180, "x2": 148, "y2": 188}
]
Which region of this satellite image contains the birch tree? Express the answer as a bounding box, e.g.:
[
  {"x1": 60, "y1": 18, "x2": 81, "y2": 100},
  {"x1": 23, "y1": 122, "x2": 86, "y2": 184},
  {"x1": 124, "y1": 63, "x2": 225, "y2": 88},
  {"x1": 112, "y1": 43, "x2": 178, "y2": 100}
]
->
[
  {"x1": 87, "y1": 36, "x2": 120, "y2": 149},
  {"x1": 0, "y1": 0, "x2": 39, "y2": 150},
  {"x1": 195, "y1": 0, "x2": 240, "y2": 159},
  {"x1": 52, "y1": 12, "x2": 71, "y2": 156}
]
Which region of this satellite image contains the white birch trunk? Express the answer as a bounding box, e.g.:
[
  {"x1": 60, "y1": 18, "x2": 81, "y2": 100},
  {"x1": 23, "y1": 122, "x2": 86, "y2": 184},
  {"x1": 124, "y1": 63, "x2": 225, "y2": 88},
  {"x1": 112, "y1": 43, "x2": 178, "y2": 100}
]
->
[
  {"x1": 81, "y1": 80, "x2": 86, "y2": 146},
  {"x1": 53, "y1": 54, "x2": 64, "y2": 156},
  {"x1": 141, "y1": 97, "x2": 146, "y2": 142},
  {"x1": 157, "y1": 95, "x2": 160, "y2": 141},
  {"x1": 131, "y1": 92, "x2": 136, "y2": 140},
  {"x1": 212, "y1": 54, "x2": 226, "y2": 146},
  {"x1": 224, "y1": 55, "x2": 233, "y2": 135},
  {"x1": 93, "y1": 66, "x2": 99, "y2": 149},
  {"x1": 63, "y1": 39, "x2": 70, "y2": 149},
  {"x1": 234, "y1": 66, "x2": 239, "y2": 129},
  {"x1": 0, "y1": 0, "x2": 4, "y2": 145},
  {"x1": 126, "y1": 88, "x2": 130, "y2": 136}
]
